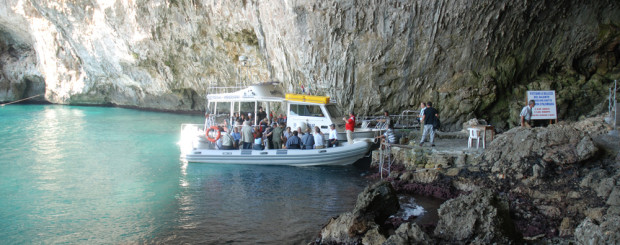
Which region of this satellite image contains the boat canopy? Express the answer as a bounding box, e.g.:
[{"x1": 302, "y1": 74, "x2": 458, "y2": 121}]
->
[{"x1": 207, "y1": 83, "x2": 285, "y2": 103}]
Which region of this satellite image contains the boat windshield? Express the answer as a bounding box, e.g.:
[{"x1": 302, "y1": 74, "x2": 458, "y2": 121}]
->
[
  {"x1": 325, "y1": 104, "x2": 341, "y2": 119},
  {"x1": 290, "y1": 104, "x2": 324, "y2": 117}
]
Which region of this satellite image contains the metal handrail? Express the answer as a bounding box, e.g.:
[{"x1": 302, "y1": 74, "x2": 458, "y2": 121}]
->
[{"x1": 359, "y1": 111, "x2": 421, "y2": 130}]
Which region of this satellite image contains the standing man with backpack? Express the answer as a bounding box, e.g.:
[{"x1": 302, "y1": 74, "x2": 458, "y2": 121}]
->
[{"x1": 419, "y1": 102, "x2": 439, "y2": 147}]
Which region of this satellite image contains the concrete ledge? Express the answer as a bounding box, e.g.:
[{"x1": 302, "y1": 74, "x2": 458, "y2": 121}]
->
[{"x1": 371, "y1": 139, "x2": 484, "y2": 169}]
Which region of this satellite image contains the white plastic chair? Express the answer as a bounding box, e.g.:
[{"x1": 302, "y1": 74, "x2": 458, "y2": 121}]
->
[{"x1": 468, "y1": 128, "x2": 484, "y2": 149}]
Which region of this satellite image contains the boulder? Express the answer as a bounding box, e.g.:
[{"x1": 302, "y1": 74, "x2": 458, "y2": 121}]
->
[
  {"x1": 383, "y1": 222, "x2": 432, "y2": 245},
  {"x1": 574, "y1": 215, "x2": 620, "y2": 245},
  {"x1": 433, "y1": 189, "x2": 520, "y2": 243},
  {"x1": 319, "y1": 181, "x2": 400, "y2": 243},
  {"x1": 573, "y1": 116, "x2": 611, "y2": 136},
  {"x1": 607, "y1": 187, "x2": 620, "y2": 206},
  {"x1": 482, "y1": 125, "x2": 598, "y2": 180},
  {"x1": 362, "y1": 225, "x2": 387, "y2": 245}
]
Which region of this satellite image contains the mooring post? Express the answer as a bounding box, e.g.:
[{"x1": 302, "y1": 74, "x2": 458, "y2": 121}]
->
[{"x1": 610, "y1": 80, "x2": 618, "y2": 137}]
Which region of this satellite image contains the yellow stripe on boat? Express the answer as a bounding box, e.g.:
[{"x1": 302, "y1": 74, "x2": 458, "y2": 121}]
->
[{"x1": 285, "y1": 94, "x2": 330, "y2": 104}]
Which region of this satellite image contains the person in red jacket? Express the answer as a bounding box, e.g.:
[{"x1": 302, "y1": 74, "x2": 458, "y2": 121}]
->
[{"x1": 343, "y1": 111, "x2": 355, "y2": 144}]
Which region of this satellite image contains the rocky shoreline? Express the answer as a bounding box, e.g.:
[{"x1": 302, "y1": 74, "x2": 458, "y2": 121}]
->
[{"x1": 313, "y1": 115, "x2": 619, "y2": 244}]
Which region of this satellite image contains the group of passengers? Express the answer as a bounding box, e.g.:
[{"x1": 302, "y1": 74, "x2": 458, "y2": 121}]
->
[
  {"x1": 229, "y1": 107, "x2": 287, "y2": 129},
  {"x1": 214, "y1": 107, "x2": 339, "y2": 150}
]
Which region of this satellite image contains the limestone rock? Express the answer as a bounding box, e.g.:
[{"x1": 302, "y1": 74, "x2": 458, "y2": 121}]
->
[
  {"x1": 362, "y1": 225, "x2": 387, "y2": 245},
  {"x1": 433, "y1": 189, "x2": 519, "y2": 243},
  {"x1": 573, "y1": 116, "x2": 611, "y2": 136},
  {"x1": 607, "y1": 187, "x2": 620, "y2": 206},
  {"x1": 0, "y1": 0, "x2": 618, "y2": 130},
  {"x1": 352, "y1": 181, "x2": 401, "y2": 224},
  {"x1": 320, "y1": 213, "x2": 359, "y2": 244},
  {"x1": 383, "y1": 222, "x2": 432, "y2": 245},
  {"x1": 319, "y1": 181, "x2": 399, "y2": 244},
  {"x1": 410, "y1": 169, "x2": 440, "y2": 184},
  {"x1": 482, "y1": 125, "x2": 598, "y2": 181},
  {"x1": 574, "y1": 215, "x2": 620, "y2": 245}
]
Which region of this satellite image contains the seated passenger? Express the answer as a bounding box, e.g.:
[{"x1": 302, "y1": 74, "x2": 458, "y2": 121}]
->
[
  {"x1": 327, "y1": 124, "x2": 339, "y2": 147},
  {"x1": 231, "y1": 127, "x2": 241, "y2": 149},
  {"x1": 301, "y1": 128, "x2": 314, "y2": 149},
  {"x1": 313, "y1": 126, "x2": 325, "y2": 149},
  {"x1": 285, "y1": 131, "x2": 302, "y2": 149}
]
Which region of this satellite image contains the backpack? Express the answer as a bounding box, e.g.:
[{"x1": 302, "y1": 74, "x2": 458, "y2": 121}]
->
[{"x1": 433, "y1": 118, "x2": 441, "y2": 130}]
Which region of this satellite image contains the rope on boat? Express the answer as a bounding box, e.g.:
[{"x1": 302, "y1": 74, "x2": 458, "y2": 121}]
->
[{"x1": 0, "y1": 94, "x2": 43, "y2": 107}]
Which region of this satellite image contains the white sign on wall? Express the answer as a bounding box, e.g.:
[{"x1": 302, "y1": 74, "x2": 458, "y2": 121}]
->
[{"x1": 526, "y1": 90, "x2": 557, "y2": 120}]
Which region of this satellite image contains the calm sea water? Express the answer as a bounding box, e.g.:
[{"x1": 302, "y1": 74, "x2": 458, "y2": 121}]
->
[{"x1": 0, "y1": 105, "x2": 370, "y2": 244}]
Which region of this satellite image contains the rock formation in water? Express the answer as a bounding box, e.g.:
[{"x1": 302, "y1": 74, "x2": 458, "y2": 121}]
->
[{"x1": 0, "y1": 0, "x2": 619, "y2": 129}]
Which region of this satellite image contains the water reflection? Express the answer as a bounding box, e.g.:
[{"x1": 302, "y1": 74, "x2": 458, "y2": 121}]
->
[
  {"x1": 0, "y1": 105, "x2": 367, "y2": 244},
  {"x1": 171, "y1": 163, "x2": 368, "y2": 244}
]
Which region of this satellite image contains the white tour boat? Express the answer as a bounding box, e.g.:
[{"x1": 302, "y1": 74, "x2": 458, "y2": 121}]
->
[{"x1": 179, "y1": 82, "x2": 377, "y2": 166}]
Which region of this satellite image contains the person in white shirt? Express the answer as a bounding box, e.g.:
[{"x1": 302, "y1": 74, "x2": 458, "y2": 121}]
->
[
  {"x1": 313, "y1": 126, "x2": 325, "y2": 149},
  {"x1": 419, "y1": 102, "x2": 426, "y2": 134},
  {"x1": 327, "y1": 124, "x2": 339, "y2": 147},
  {"x1": 520, "y1": 100, "x2": 535, "y2": 128}
]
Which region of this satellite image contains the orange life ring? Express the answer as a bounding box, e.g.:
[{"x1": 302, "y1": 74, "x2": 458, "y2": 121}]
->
[{"x1": 206, "y1": 126, "x2": 221, "y2": 143}]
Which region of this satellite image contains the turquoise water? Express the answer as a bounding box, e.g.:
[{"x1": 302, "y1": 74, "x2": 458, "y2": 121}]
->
[{"x1": 0, "y1": 105, "x2": 369, "y2": 244}]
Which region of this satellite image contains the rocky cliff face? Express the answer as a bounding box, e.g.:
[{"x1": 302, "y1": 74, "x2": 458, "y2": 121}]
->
[{"x1": 0, "y1": 0, "x2": 618, "y2": 129}]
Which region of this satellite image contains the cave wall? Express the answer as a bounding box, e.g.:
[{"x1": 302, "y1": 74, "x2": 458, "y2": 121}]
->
[{"x1": 0, "y1": 0, "x2": 618, "y2": 130}]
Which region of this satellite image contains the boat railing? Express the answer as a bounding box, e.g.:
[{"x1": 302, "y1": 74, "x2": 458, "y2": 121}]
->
[
  {"x1": 207, "y1": 86, "x2": 246, "y2": 96},
  {"x1": 358, "y1": 111, "x2": 420, "y2": 130},
  {"x1": 204, "y1": 114, "x2": 235, "y2": 129},
  {"x1": 393, "y1": 110, "x2": 421, "y2": 129}
]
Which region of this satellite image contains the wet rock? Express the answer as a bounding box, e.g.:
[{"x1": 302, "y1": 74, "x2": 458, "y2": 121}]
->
[
  {"x1": 482, "y1": 125, "x2": 598, "y2": 181},
  {"x1": 383, "y1": 222, "x2": 432, "y2": 245},
  {"x1": 574, "y1": 215, "x2": 620, "y2": 245},
  {"x1": 433, "y1": 189, "x2": 519, "y2": 243},
  {"x1": 319, "y1": 181, "x2": 399, "y2": 243}
]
